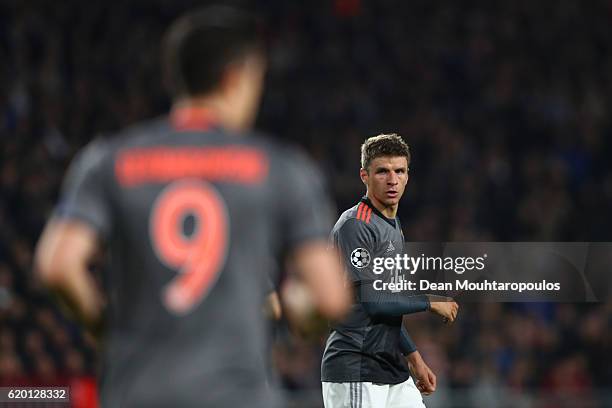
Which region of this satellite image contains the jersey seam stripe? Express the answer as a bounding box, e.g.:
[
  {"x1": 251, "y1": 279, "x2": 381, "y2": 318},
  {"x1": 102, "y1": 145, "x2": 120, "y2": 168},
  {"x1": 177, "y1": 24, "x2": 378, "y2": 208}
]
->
[
  {"x1": 362, "y1": 203, "x2": 369, "y2": 220},
  {"x1": 366, "y1": 208, "x2": 372, "y2": 223},
  {"x1": 358, "y1": 381, "x2": 362, "y2": 408},
  {"x1": 350, "y1": 382, "x2": 354, "y2": 408},
  {"x1": 357, "y1": 203, "x2": 364, "y2": 220},
  {"x1": 359, "y1": 204, "x2": 369, "y2": 221}
]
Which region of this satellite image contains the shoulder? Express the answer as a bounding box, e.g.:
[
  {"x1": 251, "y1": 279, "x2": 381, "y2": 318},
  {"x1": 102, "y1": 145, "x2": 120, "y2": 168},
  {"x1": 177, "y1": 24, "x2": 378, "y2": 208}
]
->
[
  {"x1": 337, "y1": 201, "x2": 384, "y2": 233},
  {"x1": 106, "y1": 116, "x2": 170, "y2": 150},
  {"x1": 72, "y1": 118, "x2": 169, "y2": 166},
  {"x1": 68, "y1": 136, "x2": 116, "y2": 178},
  {"x1": 238, "y1": 131, "x2": 312, "y2": 165},
  {"x1": 75, "y1": 137, "x2": 112, "y2": 164},
  {"x1": 332, "y1": 206, "x2": 377, "y2": 244},
  {"x1": 252, "y1": 137, "x2": 326, "y2": 190}
]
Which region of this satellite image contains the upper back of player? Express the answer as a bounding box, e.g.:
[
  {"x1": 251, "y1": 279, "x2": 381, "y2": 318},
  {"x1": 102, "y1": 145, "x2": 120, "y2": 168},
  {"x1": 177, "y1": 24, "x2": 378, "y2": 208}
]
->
[
  {"x1": 56, "y1": 111, "x2": 333, "y2": 406},
  {"x1": 59, "y1": 109, "x2": 331, "y2": 333}
]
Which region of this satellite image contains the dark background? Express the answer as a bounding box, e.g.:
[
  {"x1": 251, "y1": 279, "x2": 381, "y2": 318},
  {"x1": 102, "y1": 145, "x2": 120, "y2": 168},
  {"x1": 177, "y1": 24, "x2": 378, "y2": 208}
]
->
[{"x1": 0, "y1": 1, "x2": 610, "y2": 407}]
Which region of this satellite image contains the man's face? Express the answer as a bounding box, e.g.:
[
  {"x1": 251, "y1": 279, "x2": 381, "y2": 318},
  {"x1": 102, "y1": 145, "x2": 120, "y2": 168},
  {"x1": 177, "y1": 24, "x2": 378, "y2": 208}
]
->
[{"x1": 360, "y1": 156, "x2": 409, "y2": 207}]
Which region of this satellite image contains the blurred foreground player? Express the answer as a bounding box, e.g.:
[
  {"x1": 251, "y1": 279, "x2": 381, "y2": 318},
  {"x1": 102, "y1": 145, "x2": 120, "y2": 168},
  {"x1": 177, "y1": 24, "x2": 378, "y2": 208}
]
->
[
  {"x1": 321, "y1": 134, "x2": 458, "y2": 408},
  {"x1": 34, "y1": 6, "x2": 350, "y2": 407}
]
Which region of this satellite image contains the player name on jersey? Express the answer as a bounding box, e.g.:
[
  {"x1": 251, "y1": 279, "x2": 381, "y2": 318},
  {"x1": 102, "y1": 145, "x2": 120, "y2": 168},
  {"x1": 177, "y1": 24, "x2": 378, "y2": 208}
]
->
[{"x1": 115, "y1": 146, "x2": 268, "y2": 187}]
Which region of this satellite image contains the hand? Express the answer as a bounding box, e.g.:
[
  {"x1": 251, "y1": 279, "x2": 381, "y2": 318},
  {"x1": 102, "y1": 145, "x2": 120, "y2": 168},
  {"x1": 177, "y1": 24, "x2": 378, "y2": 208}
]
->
[
  {"x1": 263, "y1": 291, "x2": 282, "y2": 320},
  {"x1": 406, "y1": 351, "x2": 436, "y2": 395},
  {"x1": 427, "y1": 295, "x2": 459, "y2": 323}
]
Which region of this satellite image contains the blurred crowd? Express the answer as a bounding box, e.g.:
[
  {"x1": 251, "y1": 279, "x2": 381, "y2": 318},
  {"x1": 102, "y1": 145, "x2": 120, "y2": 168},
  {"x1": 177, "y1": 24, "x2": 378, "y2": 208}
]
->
[{"x1": 0, "y1": 0, "x2": 610, "y2": 406}]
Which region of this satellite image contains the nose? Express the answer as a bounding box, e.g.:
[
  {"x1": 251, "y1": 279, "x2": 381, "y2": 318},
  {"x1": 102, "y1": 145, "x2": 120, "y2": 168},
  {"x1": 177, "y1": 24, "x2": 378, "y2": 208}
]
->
[{"x1": 388, "y1": 172, "x2": 399, "y2": 185}]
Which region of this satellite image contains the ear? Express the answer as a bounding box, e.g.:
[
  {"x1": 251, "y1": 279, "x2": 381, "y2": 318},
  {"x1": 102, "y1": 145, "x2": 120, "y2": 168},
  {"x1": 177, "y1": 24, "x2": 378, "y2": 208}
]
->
[
  {"x1": 359, "y1": 168, "x2": 368, "y2": 186},
  {"x1": 220, "y1": 61, "x2": 243, "y2": 96}
]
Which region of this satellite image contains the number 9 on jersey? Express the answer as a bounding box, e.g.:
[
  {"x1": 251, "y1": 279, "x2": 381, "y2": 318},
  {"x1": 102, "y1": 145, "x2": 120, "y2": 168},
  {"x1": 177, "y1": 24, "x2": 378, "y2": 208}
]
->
[{"x1": 150, "y1": 180, "x2": 229, "y2": 315}]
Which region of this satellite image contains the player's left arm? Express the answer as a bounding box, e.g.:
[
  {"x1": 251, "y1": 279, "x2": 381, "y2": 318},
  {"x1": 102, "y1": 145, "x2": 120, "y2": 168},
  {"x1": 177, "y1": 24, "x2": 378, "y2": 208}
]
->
[
  {"x1": 277, "y1": 148, "x2": 351, "y2": 321},
  {"x1": 34, "y1": 140, "x2": 111, "y2": 327},
  {"x1": 399, "y1": 324, "x2": 437, "y2": 394},
  {"x1": 261, "y1": 271, "x2": 283, "y2": 320},
  {"x1": 265, "y1": 290, "x2": 282, "y2": 320}
]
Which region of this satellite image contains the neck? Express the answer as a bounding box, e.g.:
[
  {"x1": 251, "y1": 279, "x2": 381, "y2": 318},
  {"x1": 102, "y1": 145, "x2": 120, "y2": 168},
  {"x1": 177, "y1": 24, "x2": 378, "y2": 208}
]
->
[
  {"x1": 366, "y1": 192, "x2": 398, "y2": 219},
  {"x1": 173, "y1": 94, "x2": 243, "y2": 132}
]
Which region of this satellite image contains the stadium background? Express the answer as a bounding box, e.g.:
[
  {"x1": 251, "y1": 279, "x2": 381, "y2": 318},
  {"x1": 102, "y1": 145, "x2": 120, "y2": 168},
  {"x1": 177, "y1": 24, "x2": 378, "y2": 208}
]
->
[{"x1": 0, "y1": 0, "x2": 610, "y2": 407}]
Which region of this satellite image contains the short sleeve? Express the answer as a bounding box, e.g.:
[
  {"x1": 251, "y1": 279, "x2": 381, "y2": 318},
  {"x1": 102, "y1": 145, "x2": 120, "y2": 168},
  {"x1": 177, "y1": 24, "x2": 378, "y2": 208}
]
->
[
  {"x1": 278, "y1": 148, "x2": 336, "y2": 249},
  {"x1": 334, "y1": 218, "x2": 377, "y2": 283},
  {"x1": 54, "y1": 140, "x2": 112, "y2": 239}
]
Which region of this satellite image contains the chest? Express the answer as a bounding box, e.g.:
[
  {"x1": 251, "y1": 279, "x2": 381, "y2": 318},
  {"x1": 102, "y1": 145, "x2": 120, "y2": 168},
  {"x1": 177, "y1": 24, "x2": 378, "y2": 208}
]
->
[{"x1": 371, "y1": 222, "x2": 405, "y2": 257}]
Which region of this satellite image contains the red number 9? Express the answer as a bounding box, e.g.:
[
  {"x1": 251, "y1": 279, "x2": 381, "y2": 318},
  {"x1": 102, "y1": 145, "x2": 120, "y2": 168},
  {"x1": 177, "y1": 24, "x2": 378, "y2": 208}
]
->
[{"x1": 150, "y1": 180, "x2": 229, "y2": 314}]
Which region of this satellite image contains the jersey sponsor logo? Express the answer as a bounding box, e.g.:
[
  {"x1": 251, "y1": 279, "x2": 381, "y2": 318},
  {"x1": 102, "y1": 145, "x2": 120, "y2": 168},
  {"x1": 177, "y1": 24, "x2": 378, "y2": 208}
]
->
[
  {"x1": 350, "y1": 247, "x2": 371, "y2": 268},
  {"x1": 115, "y1": 147, "x2": 269, "y2": 187},
  {"x1": 150, "y1": 179, "x2": 229, "y2": 315},
  {"x1": 356, "y1": 202, "x2": 372, "y2": 223}
]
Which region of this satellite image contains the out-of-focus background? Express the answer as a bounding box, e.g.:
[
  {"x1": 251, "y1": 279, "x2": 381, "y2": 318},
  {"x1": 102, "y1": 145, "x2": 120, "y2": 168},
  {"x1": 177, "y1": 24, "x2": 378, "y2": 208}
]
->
[{"x1": 0, "y1": 1, "x2": 610, "y2": 407}]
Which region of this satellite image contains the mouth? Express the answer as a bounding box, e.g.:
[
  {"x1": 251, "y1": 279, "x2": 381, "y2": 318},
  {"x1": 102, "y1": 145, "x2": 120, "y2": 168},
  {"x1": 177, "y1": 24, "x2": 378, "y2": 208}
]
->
[{"x1": 386, "y1": 191, "x2": 398, "y2": 198}]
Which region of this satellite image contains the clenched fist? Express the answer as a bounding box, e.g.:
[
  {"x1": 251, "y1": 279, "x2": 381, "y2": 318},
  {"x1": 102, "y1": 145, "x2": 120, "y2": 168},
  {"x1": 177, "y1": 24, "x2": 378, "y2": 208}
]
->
[{"x1": 427, "y1": 295, "x2": 459, "y2": 323}]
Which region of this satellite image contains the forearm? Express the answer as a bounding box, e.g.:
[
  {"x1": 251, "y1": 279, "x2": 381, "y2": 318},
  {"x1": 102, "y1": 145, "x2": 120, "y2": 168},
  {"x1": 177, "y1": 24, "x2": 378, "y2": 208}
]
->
[
  {"x1": 52, "y1": 266, "x2": 103, "y2": 324},
  {"x1": 399, "y1": 325, "x2": 417, "y2": 355},
  {"x1": 406, "y1": 349, "x2": 425, "y2": 367},
  {"x1": 360, "y1": 284, "x2": 430, "y2": 317},
  {"x1": 35, "y1": 219, "x2": 103, "y2": 326}
]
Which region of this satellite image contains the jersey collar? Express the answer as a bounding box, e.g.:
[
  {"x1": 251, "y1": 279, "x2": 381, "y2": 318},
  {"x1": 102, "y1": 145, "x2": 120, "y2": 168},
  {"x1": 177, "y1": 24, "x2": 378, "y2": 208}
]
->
[
  {"x1": 170, "y1": 105, "x2": 219, "y2": 132},
  {"x1": 360, "y1": 196, "x2": 397, "y2": 228}
]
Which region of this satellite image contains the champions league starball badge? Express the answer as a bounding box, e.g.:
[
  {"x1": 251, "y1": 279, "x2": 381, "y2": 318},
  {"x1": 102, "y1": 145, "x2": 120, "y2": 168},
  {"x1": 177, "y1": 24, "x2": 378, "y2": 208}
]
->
[{"x1": 350, "y1": 248, "x2": 371, "y2": 268}]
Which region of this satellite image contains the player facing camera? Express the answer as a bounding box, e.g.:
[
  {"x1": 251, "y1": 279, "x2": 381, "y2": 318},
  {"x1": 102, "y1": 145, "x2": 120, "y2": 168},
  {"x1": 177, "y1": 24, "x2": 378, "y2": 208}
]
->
[
  {"x1": 321, "y1": 133, "x2": 458, "y2": 408},
  {"x1": 34, "y1": 5, "x2": 349, "y2": 408}
]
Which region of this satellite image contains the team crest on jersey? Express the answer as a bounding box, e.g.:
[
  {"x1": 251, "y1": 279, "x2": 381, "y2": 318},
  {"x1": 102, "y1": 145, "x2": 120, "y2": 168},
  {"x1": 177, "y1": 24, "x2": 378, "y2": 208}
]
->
[{"x1": 350, "y1": 248, "x2": 371, "y2": 268}]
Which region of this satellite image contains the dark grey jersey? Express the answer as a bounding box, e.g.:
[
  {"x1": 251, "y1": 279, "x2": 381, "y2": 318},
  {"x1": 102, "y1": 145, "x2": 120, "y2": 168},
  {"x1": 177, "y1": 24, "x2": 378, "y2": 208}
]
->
[
  {"x1": 321, "y1": 197, "x2": 410, "y2": 384},
  {"x1": 55, "y1": 111, "x2": 334, "y2": 407}
]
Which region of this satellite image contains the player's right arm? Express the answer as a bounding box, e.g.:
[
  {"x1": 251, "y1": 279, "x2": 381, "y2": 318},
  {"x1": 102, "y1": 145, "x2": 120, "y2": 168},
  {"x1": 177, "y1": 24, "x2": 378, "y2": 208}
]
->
[
  {"x1": 34, "y1": 140, "x2": 110, "y2": 327},
  {"x1": 335, "y1": 218, "x2": 431, "y2": 316},
  {"x1": 362, "y1": 281, "x2": 459, "y2": 322},
  {"x1": 336, "y1": 218, "x2": 459, "y2": 322},
  {"x1": 35, "y1": 219, "x2": 104, "y2": 326}
]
